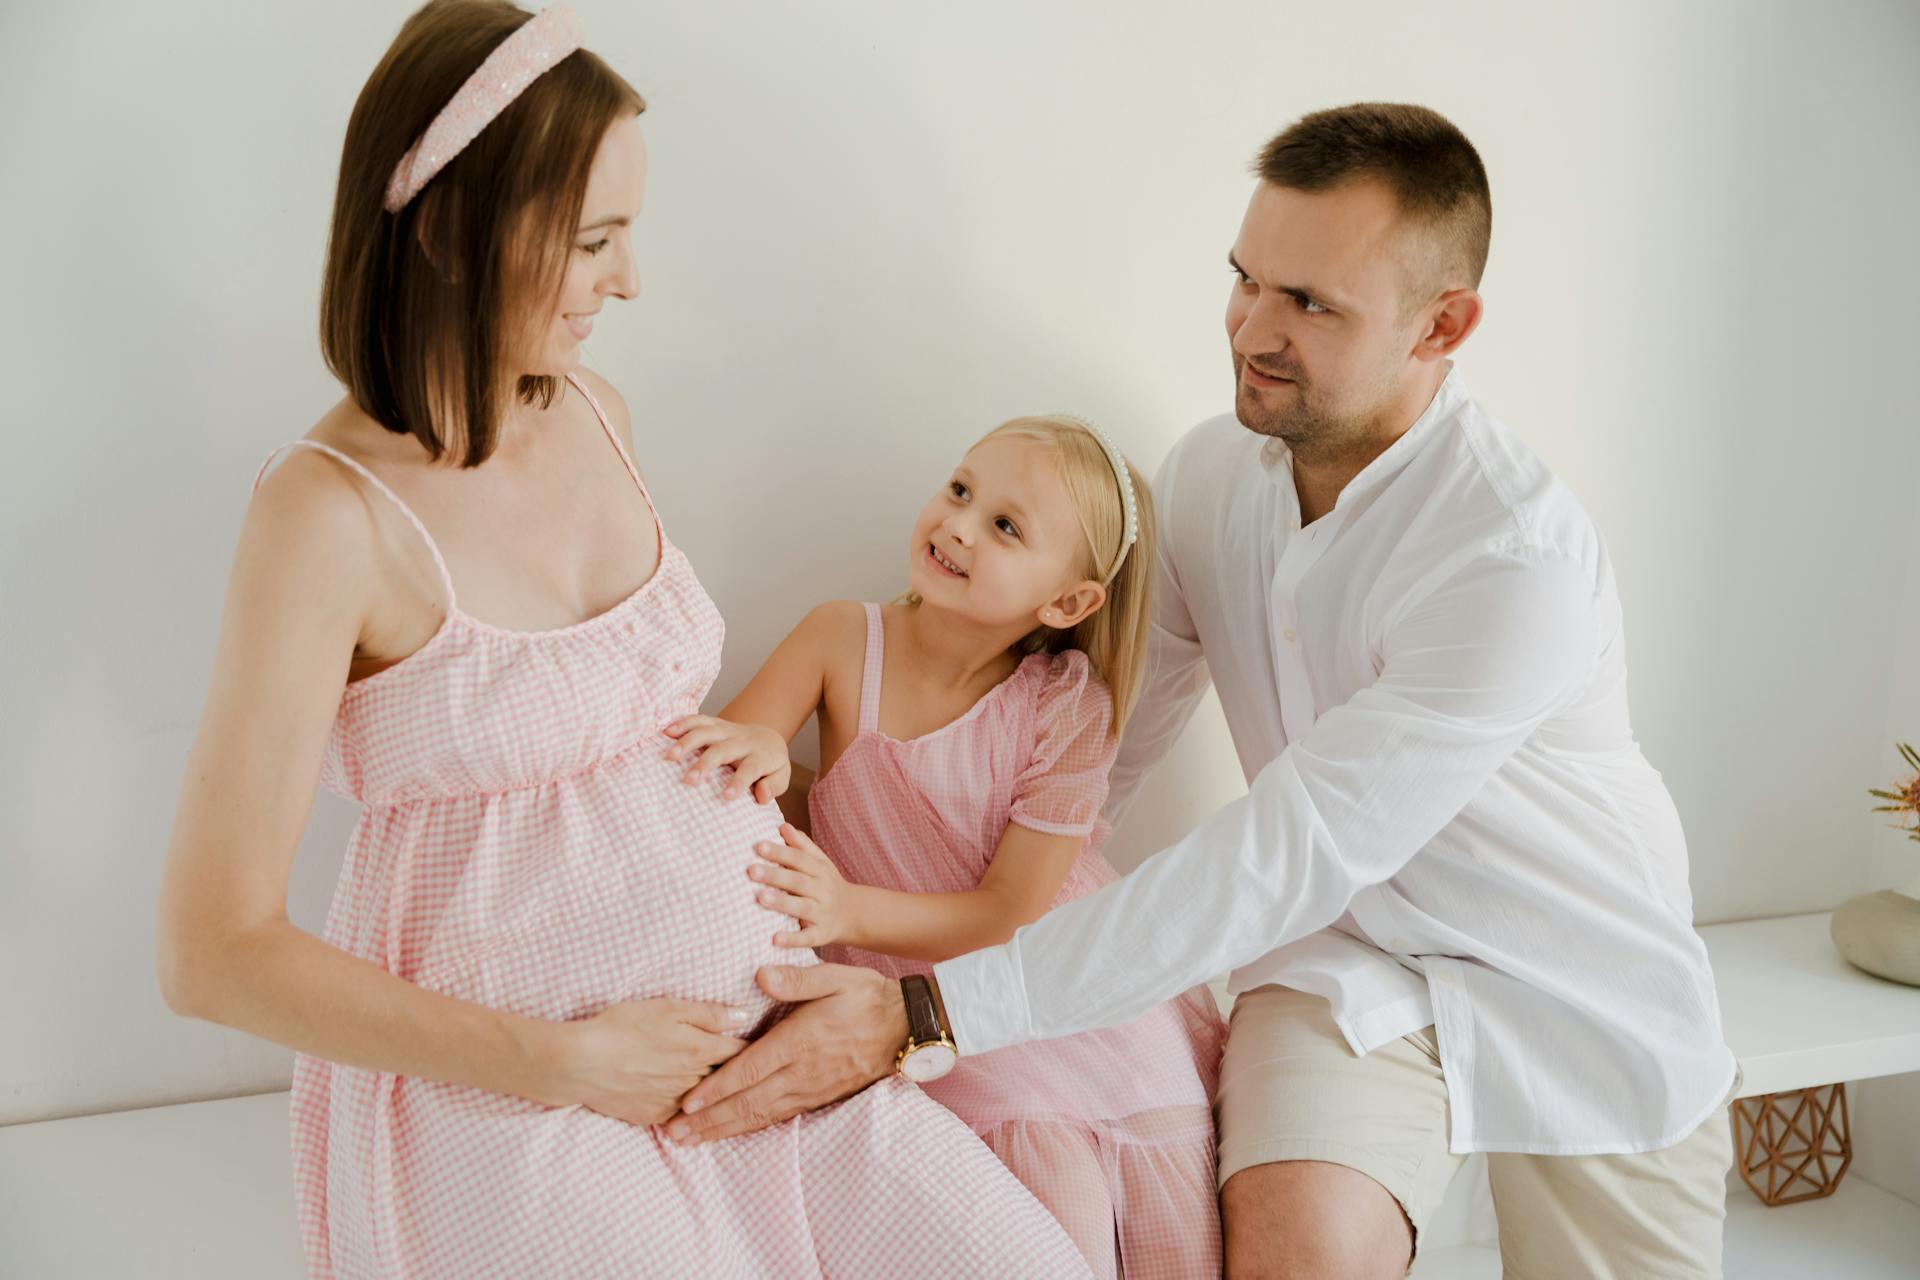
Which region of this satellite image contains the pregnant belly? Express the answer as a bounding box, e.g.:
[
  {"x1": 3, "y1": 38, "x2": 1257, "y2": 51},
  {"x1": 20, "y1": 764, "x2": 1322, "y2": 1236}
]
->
[{"x1": 410, "y1": 750, "x2": 810, "y2": 1027}]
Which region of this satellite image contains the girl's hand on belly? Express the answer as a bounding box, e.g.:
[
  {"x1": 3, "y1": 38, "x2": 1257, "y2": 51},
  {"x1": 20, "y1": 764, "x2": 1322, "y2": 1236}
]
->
[
  {"x1": 749, "y1": 823, "x2": 863, "y2": 950},
  {"x1": 553, "y1": 998, "x2": 755, "y2": 1126},
  {"x1": 663, "y1": 715, "x2": 792, "y2": 804}
]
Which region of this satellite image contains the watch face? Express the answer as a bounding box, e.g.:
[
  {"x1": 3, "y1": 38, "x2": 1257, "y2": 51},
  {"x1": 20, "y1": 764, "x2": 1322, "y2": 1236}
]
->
[{"x1": 900, "y1": 1042, "x2": 958, "y2": 1083}]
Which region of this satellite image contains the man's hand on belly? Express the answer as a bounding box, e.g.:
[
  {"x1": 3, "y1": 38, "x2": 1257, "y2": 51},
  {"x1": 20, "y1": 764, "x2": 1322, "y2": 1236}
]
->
[{"x1": 664, "y1": 963, "x2": 908, "y2": 1145}]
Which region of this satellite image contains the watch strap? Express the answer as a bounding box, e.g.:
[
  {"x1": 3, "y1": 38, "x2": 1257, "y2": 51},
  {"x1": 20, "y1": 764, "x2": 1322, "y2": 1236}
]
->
[{"x1": 900, "y1": 974, "x2": 947, "y2": 1048}]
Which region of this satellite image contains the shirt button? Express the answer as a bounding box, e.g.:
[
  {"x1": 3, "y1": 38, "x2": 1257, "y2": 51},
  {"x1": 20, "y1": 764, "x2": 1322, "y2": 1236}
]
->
[{"x1": 1283, "y1": 628, "x2": 1298, "y2": 643}]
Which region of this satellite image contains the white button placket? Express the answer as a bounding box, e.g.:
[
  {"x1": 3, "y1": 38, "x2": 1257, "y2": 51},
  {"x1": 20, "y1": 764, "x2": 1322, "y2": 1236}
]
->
[
  {"x1": 1269, "y1": 563, "x2": 1317, "y2": 745},
  {"x1": 1266, "y1": 482, "x2": 1338, "y2": 748}
]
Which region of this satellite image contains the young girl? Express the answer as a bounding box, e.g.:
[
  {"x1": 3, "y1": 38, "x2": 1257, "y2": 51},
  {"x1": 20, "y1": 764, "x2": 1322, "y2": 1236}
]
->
[{"x1": 665, "y1": 415, "x2": 1225, "y2": 1278}]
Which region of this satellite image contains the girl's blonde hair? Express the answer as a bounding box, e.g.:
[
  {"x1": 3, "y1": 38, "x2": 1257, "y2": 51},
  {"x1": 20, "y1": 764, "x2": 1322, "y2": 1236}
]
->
[{"x1": 902, "y1": 414, "x2": 1157, "y2": 735}]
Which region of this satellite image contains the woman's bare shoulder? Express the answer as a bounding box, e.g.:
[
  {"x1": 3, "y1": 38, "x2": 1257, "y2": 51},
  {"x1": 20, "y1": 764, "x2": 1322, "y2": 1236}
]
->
[
  {"x1": 569, "y1": 366, "x2": 635, "y2": 452},
  {"x1": 301, "y1": 395, "x2": 424, "y2": 464},
  {"x1": 245, "y1": 399, "x2": 394, "y2": 569}
]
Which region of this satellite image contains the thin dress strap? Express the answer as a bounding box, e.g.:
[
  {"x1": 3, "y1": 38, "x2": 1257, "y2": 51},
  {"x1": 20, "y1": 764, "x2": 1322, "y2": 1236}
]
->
[
  {"x1": 565, "y1": 370, "x2": 657, "y2": 509},
  {"x1": 857, "y1": 602, "x2": 886, "y2": 735},
  {"x1": 251, "y1": 440, "x2": 458, "y2": 609}
]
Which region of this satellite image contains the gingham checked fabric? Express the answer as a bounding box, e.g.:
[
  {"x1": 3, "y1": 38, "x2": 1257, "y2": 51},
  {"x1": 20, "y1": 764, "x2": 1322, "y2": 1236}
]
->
[
  {"x1": 981, "y1": 1111, "x2": 1223, "y2": 1280},
  {"x1": 810, "y1": 604, "x2": 1225, "y2": 1277},
  {"x1": 253, "y1": 376, "x2": 1090, "y2": 1279}
]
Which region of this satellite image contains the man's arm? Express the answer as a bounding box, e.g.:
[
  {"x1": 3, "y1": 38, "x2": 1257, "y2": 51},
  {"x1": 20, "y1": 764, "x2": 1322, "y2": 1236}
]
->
[
  {"x1": 937, "y1": 549, "x2": 1600, "y2": 1055},
  {"x1": 668, "y1": 550, "x2": 1599, "y2": 1144}
]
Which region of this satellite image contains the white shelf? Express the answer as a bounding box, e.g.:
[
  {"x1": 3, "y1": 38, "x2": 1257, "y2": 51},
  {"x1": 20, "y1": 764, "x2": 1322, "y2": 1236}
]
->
[{"x1": 1702, "y1": 911, "x2": 1920, "y2": 1096}]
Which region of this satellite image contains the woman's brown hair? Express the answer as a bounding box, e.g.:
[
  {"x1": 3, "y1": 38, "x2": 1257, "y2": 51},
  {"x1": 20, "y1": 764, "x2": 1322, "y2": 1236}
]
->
[{"x1": 320, "y1": 0, "x2": 646, "y2": 467}]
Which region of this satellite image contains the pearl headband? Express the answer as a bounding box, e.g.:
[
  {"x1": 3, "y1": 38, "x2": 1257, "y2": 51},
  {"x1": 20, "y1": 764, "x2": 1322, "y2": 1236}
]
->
[
  {"x1": 383, "y1": 4, "x2": 585, "y2": 213},
  {"x1": 1055, "y1": 415, "x2": 1139, "y2": 583}
]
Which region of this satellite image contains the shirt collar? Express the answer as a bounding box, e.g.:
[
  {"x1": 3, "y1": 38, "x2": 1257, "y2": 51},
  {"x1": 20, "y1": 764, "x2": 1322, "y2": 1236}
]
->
[{"x1": 1258, "y1": 363, "x2": 1467, "y2": 511}]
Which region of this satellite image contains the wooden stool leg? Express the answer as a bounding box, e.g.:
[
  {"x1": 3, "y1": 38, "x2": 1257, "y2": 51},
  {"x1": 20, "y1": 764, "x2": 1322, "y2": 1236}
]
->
[{"x1": 1731, "y1": 1083, "x2": 1852, "y2": 1205}]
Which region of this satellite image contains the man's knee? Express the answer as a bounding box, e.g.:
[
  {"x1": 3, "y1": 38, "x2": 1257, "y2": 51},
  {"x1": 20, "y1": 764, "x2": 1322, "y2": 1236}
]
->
[{"x1": 1222, "y1": 1160, "x2": 1413, "y2": 1280}]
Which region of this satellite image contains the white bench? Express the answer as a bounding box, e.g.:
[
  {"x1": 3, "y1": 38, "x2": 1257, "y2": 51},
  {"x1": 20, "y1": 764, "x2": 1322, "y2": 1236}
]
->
[{"x1": 4, "y1": 912, "x2": 1917, "y2": 1277}]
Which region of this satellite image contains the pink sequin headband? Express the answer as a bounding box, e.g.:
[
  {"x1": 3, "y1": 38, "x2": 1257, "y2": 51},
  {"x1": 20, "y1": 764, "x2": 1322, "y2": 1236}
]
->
[{"x1": 383, "y1": 3, "x2": 585, "y2": 213}]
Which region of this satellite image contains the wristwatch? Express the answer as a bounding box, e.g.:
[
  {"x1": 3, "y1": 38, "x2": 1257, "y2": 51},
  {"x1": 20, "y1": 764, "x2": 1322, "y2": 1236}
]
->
[{"x1": 896, "y1": 974, "x2": 959, "y2": 1083}]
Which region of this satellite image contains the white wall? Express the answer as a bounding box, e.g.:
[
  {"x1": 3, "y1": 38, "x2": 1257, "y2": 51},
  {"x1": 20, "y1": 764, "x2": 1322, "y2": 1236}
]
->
[
  {"x1": 1854, "y1": 497, "x2": 1920, "y2": 1208},
  {"x1": 3, "y1": 0, "x2": 1918, "y2": 1126}
]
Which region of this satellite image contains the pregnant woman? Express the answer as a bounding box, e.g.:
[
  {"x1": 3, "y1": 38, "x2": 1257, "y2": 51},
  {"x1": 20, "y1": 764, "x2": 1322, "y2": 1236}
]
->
[{"x1": 154, "y1": 3, "x2": 1087, "y2": 1275}]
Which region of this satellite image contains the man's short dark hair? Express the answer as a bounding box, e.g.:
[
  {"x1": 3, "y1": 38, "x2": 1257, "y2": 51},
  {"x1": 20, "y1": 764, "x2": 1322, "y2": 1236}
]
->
[{"x1": 1255, "y1": 103, "x2": 1492, "y2": 304}]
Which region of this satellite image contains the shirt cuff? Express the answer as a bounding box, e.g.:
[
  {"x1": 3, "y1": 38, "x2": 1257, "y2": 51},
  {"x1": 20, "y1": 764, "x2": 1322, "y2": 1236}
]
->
[{"x1": 932, "y1": 943, "x2": 1032, "y2": 1057}]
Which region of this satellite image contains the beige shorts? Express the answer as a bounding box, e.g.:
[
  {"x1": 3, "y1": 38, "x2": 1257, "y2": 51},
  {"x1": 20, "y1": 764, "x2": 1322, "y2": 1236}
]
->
[{"x1": 1216, "y1": 985, "x2": 1735, "y2": 1279}]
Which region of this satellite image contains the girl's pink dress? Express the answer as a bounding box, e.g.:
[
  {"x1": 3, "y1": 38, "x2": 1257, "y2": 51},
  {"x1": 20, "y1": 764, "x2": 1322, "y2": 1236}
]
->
[
  {"x1": 255, "y1": 375, "x2": 1089, "y2": 1279},
  {"x1": 810, "y1": 604, "x2": 1226, "y2": 1279}
]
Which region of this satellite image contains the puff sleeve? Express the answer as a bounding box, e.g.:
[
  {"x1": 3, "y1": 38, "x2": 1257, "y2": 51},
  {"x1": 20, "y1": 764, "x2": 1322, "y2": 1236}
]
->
[{"x1": 1008, "y1": 652, "x2": 1119, "y2": 837}]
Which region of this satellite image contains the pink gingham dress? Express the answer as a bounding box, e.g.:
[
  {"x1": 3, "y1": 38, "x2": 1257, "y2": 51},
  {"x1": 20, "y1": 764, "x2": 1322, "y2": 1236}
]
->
[
  {"x1": 810, "y1": 604, "x2": 1227, "y2": 1279},
  {"x1": 254, "y1": 375, "x2": 1089, "y2": 1279}
]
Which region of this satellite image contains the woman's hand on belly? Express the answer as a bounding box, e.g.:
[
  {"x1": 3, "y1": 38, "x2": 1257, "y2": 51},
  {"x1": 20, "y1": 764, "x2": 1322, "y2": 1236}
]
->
[{"x1": 552, "y1": 998, "x2": 755, "y2": 1126}]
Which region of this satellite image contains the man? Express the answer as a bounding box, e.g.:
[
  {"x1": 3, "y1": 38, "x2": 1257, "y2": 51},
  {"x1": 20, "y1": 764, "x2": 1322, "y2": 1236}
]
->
[{"x1": 671, "y1": 102, "x2": 1737, "y2": 1277}]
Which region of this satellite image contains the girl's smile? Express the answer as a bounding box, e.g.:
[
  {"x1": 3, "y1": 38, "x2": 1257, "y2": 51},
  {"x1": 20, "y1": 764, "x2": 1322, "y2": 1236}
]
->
[{"x1": 928, "y1": 544, "x2": 969, "y2": 578}]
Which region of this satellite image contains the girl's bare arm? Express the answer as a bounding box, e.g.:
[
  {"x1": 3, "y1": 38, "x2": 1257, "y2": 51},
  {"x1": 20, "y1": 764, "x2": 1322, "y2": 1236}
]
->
[
  {"x1": 756, "y1": 821, "x2": 1083, "y2": 964},
  {"x1": 715, "y1": 601, "x2": 855, "y2": 742}
]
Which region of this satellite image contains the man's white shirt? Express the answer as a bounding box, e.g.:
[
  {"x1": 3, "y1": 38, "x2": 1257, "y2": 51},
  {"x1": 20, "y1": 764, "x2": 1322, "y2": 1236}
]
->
[{"x1": 934, "y1": 366, "x2": 1735, "y2": 1154}]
